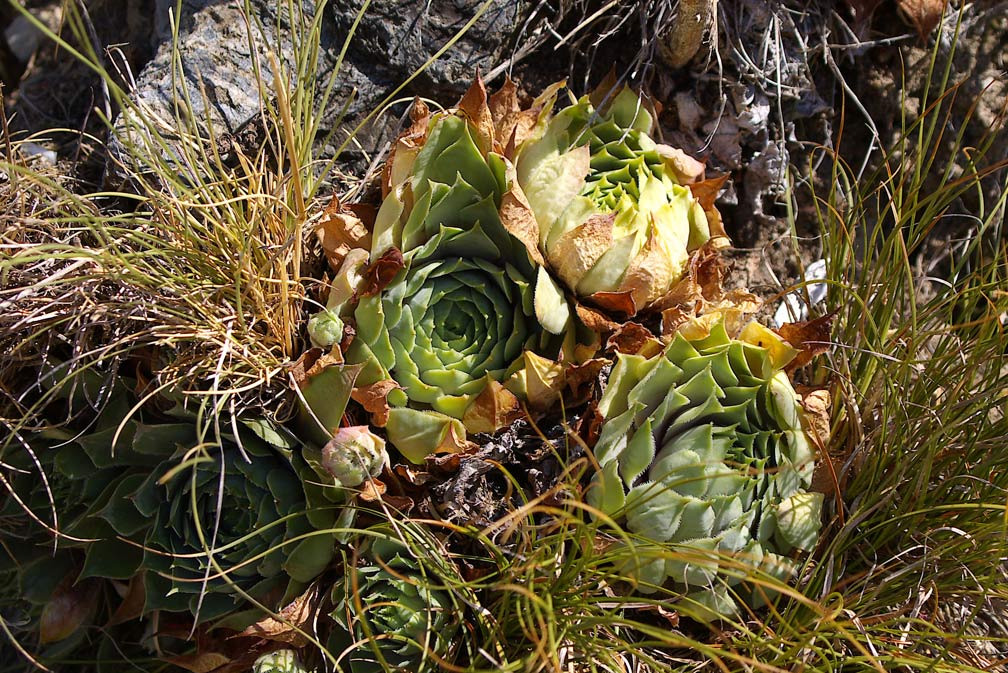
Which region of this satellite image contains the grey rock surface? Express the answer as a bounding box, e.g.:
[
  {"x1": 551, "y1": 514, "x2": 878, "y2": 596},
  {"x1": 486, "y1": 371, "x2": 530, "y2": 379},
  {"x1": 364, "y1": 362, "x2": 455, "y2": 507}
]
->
[{"x1": 105, "y1": 0, "x2": 536, "y2": 184}]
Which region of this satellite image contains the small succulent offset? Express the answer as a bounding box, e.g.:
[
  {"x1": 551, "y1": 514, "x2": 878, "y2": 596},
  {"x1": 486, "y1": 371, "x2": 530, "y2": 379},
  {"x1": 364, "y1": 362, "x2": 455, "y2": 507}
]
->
[
  {"x1": 330, "y1": 531, "x2": 460, "y2": 673},
  {"x1": 320, "y1": 425, "x2": 389, "y2": 488},
  {"x1": 252, "y1": 650, "x2": 311, "y2": 673},
  {"x1": 588, "y1": 316, "x2": 823, "y2": 620},
  {"x1": 516, "y1": 85, "x2": 720, "y2": 313}
]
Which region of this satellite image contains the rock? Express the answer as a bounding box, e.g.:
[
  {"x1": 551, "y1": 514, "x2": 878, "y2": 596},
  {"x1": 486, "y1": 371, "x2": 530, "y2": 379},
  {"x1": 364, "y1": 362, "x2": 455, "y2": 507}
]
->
[{"x1": 105, "y1": 0, "x2": 538, "y2": 186}]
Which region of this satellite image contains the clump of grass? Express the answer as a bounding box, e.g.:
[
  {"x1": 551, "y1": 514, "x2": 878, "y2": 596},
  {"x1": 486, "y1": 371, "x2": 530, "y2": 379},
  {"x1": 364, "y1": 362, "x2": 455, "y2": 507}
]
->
[{"x1": 0, "y1": 0, "x2": 362, "y2": 431}]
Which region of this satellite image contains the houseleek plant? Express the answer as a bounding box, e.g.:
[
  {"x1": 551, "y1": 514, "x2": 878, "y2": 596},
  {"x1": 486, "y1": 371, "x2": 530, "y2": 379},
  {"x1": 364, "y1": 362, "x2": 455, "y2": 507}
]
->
[
  {"x1": 308, "y1": 82, "x2": 590, "y2": 462},
  {"x1": 588, "y1": 316, "x2": 823, "y2": 620},
  {"x1": 330, "y1": 529, "x2": 460, "y2": 673},
  {"x1": 516, "y1": 86, "x2": 718, "y2": 313}
]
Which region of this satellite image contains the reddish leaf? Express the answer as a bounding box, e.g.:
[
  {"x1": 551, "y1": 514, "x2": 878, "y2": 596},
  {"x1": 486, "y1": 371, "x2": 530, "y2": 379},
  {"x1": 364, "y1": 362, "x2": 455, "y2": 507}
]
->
[
  {"x1": 896, "y1": 0, "x2": 948, "y2": 38},
  {"x1": 357, "y1": 247, "x2": 404, "y2": 298},
  {"x1": 564, "y1": 358, "x2": 607, "y2": 407},
  {"x1": 393, "y1": 463, "x2": 434, "y2": 486},
  {"x1": 606, "y1": 322, "x2": 663, "y2": 357},
  {"x1": 775, "y1": 311, "x2": 836, "y2": 372},
  {"x1": 688, "y1": 174, "x2": 729, "y2": 212},
  {"x1": 350, "y1": 380, "x2": 402, "y2": 427},
  {"x1": 234, "y1": 587, "x2": 319, "y2": 647},
  {"x1": 589, "y1": 290, "x2": 637, "y2": 316},
  {"x1": 575, "y1": 302, "x2": 620, "y2": 335},
  {"x1": 40, "y1": 577, "x2": 100, "y2": 644},
  {"x1": 425, "y1": 450, "x2": 470, "y2": 474}
]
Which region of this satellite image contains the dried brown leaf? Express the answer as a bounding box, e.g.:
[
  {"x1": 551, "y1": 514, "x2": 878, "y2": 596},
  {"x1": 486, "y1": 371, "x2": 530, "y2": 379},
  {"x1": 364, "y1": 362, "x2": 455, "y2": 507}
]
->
[
  {"x1": 800, "y1": 387, "x2": 845, "y2": 519},
  {"x1": 618, "y1": 229, "x2": 676, "y2": 310},
  {"x1": 426, "y1": 450, "x2": 467, "y2": 474},
  {"x1": 107, "y1": 574, "x2": 145, "y2": 626},
  {"x1": 290, "y1": 348, "x2": 344, "y2": 386},
  {"x1": 589, "y1": 290, "x2": 637, "y2": 317},
  {"x1": 40, "y1": 577, "x2": 100, "y2": 644},
  {"x1": 574, "y1": 401, "x2": 604, "y2": 449},
  {"x1": 575, "y1": 302, "x2": 620, "y2": 334},
  {"x1": 315, "y1": 198, "x2": 374, "y2": 273},
  {"x1": 357, "y1": 247, "x2": 404, "y2": 298},
  {"x1": 564, "y1": 358, "x2": 608, "y2": 407},
  {"x1": 500, "y1": 183, "x2": 546, "y2": 266},
  {"x1": 357, "y1": 477, "x2": 387, "y2": 502},
  {"x1": 458, "y1": 73, "x2": 495, "y2": 154},
  {"x1": 350, "y1": 380, "x2": 402, "y2": 427},
  {"x1": 896, "y1": 0, "x2": 948, "y2": 38},
  {"x1": 393, "y1": 463, "x2": 434, "y2": 486},
  {"x1": 661, "y1": 306, "x2": 692, "y2": 339},
  {"x1": 383, "y1": 98, "x2": 430, "y2": 196},
  {"x1": 689, "y1": 173, "x2": 728, "y2": 211},
  {"x1": 553, "y1": 212, "x2": 616, "y2": 286},
  {"x1": 488, "y1": 77, "x2": 522, "y2": 152},
  {"x1": 776, "y1": 311, "x2": 836, "y2": 372},
  {"x1": 164, "y1": 653, "x2": 232, "y2": 673},
  {"x1": 689, "y1": 174, "x2": 730, "y2": 242},
  {"x1": 235, "y1": 587, "x2": 318, "y2": 647},
  {"x1": 607, "y1": 322, "x2": 664, "y2": 357},
  {"x1": 463, "y1": 378, "x2": 523, "y2": 434}
]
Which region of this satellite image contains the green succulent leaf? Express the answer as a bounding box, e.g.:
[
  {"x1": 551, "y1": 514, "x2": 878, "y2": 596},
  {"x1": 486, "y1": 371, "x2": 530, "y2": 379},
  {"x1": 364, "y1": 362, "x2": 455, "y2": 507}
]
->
[
  {"x1": 69, "y1": 407, "x2": 343, "y2": 623},
  {"x1": 252, "y1": 650, "x2": 311, "y2": 673}
]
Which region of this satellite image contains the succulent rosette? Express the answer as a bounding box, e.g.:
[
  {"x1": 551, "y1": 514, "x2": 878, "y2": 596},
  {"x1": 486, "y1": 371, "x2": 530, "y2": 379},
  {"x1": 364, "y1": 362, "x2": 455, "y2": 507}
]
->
[
  {"x1": 330, "y1": 530, "x2": 460, "y2": 673},
  {"x1": 515, "y1": 85, "x2": 721, "y2": 312},
  {"x1": 588, "y1": 316, "x2": 823, "y2": 620},
  {"x1": 90, "y1": 415, "x2": 341, "y2": 623},
  {"x1": 310, "y1": 81, "x2": 589, "y2": 462},
  {"x1": 17, "y1": 377, "x2": 348, "y2": 625}
]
